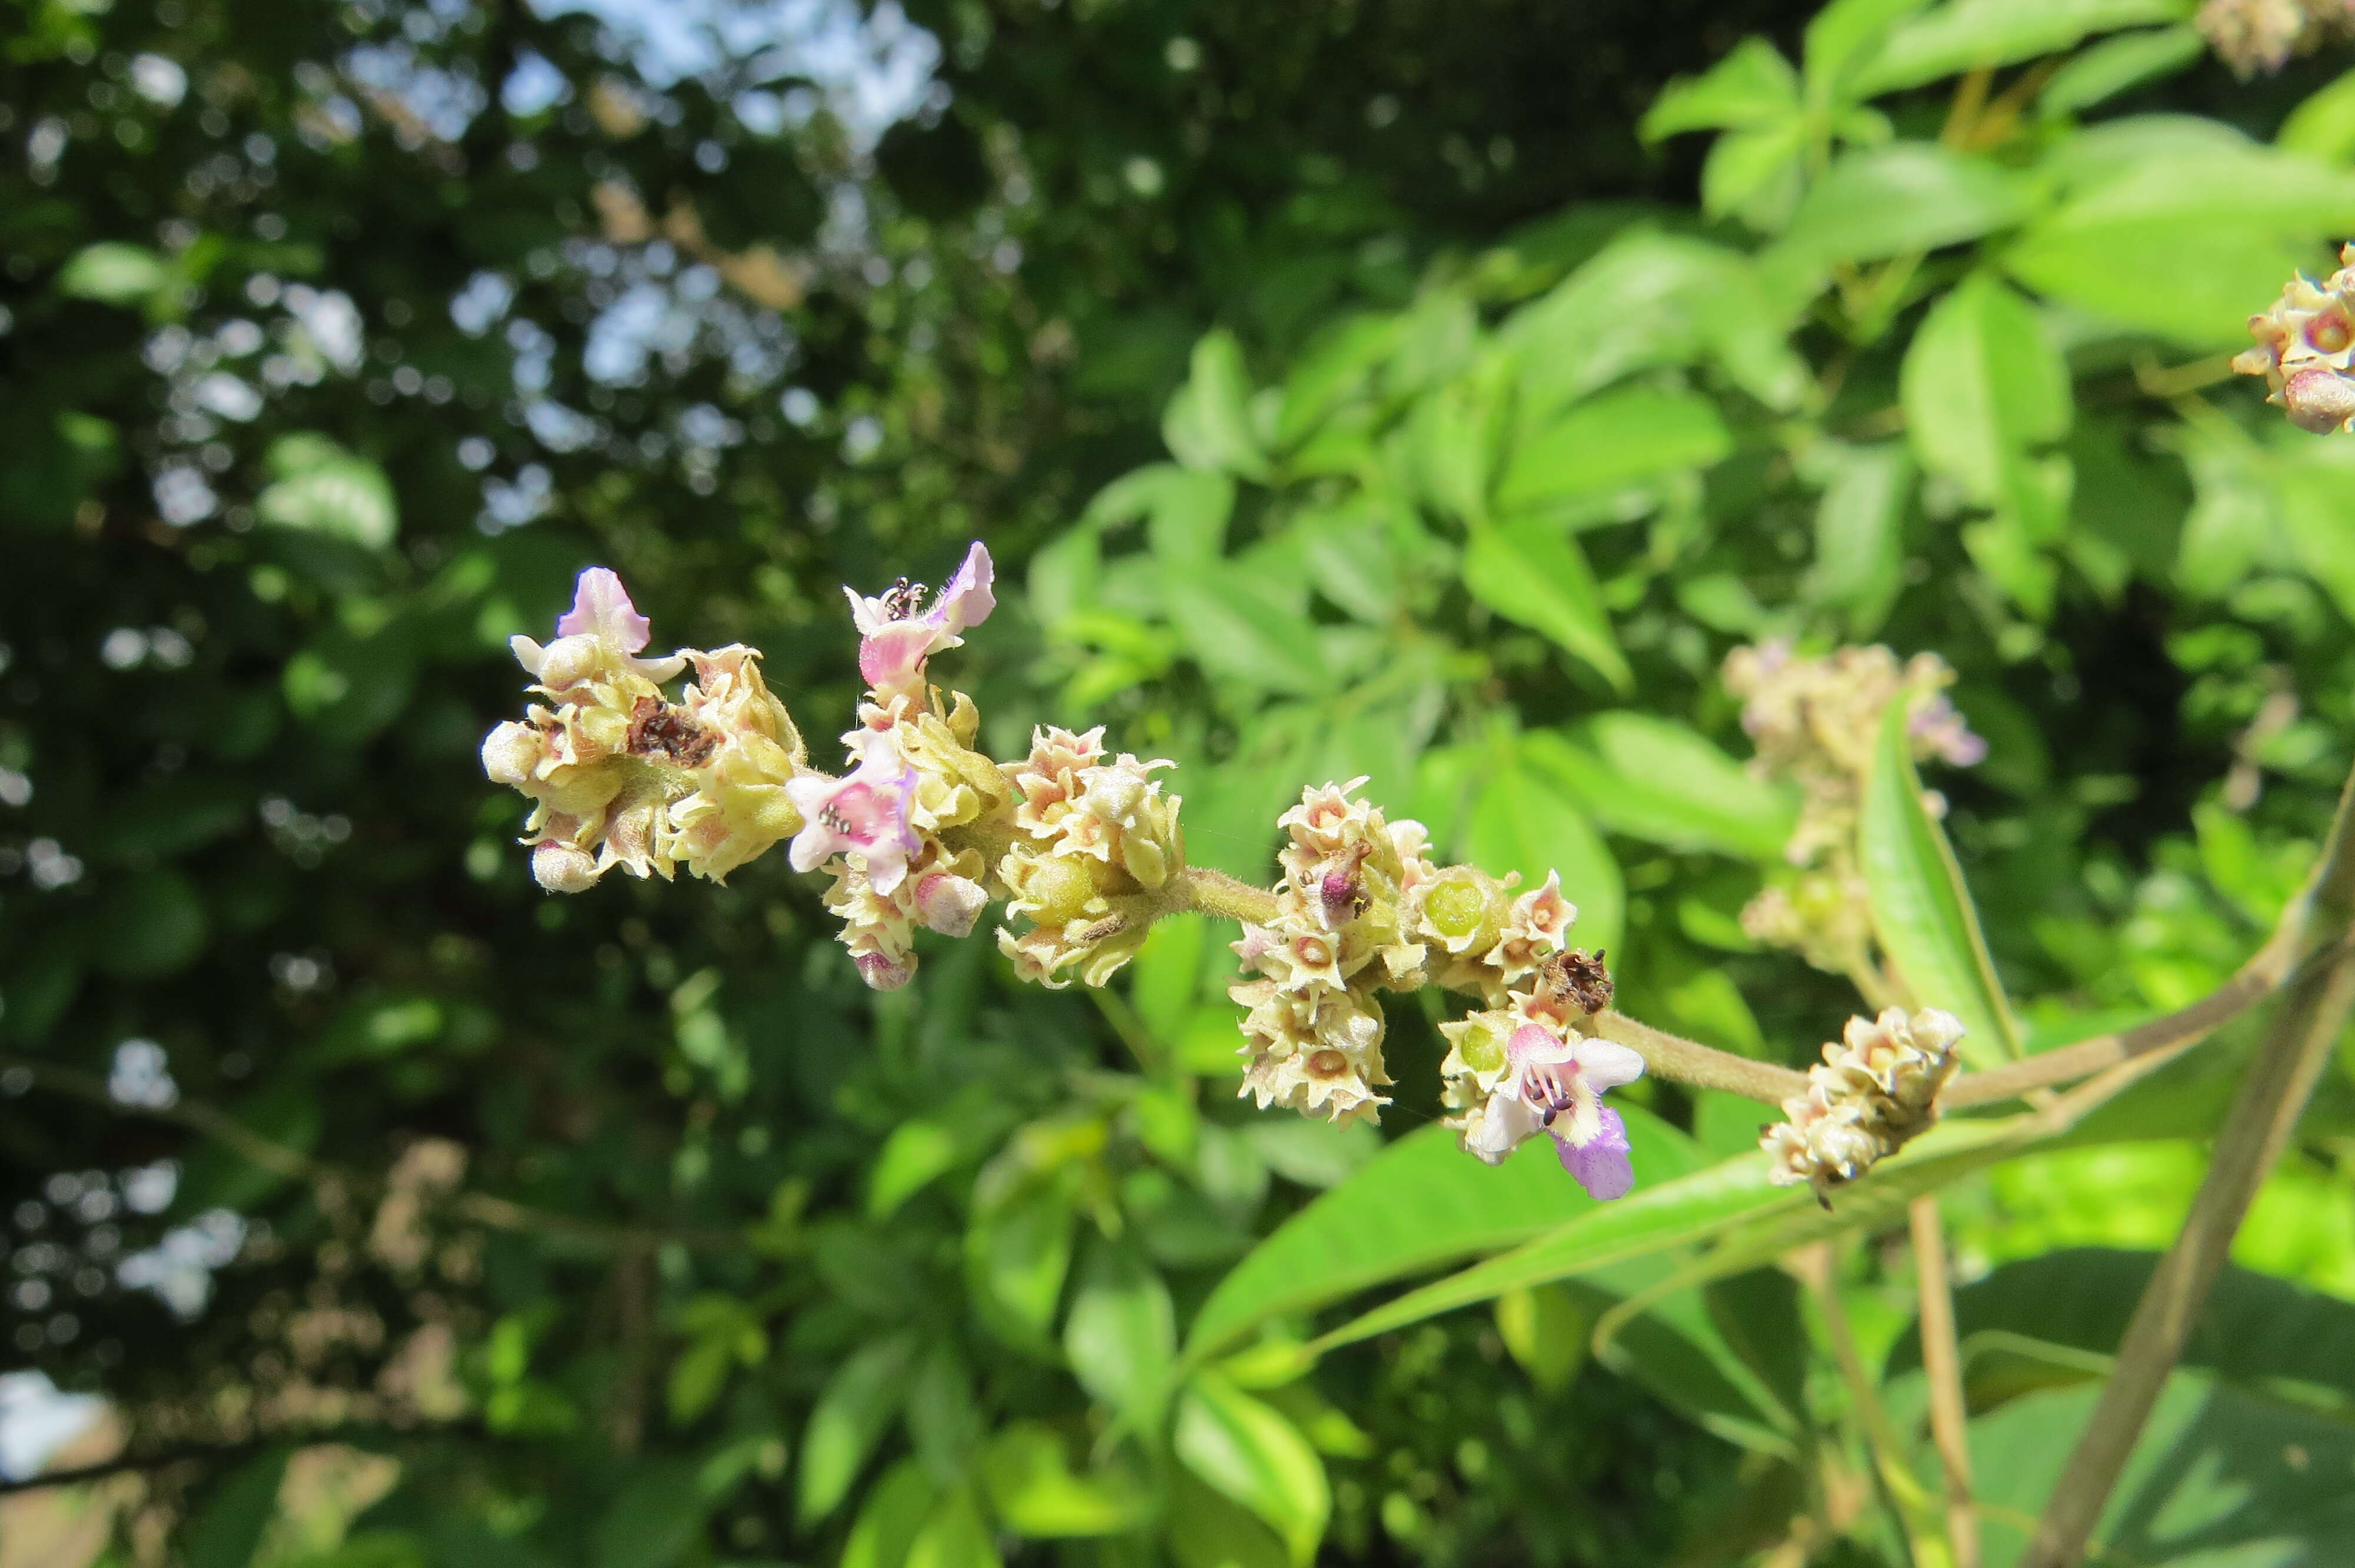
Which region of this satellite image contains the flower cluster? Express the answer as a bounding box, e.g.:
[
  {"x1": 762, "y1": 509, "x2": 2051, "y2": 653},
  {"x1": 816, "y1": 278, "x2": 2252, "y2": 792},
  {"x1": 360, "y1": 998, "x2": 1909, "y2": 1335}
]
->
[
  {"x1": 789, "y1": 544, "x2": 1016, "y2": 990},
  {"x1": 2197, "y1": 0, "x2": 2355, "y2": 77},
  {"x1": 996, "y1": 725, "x2": 1185, "y2": 989},
  {"x1": 1761, "y1": 1007, "x2": 1964, "y2": 1201},
  {"x1": 2233, "y1": 245, "x2": 2355, "y2": 434},
  {"x1": 1226, "y1": 779, "x2": 1438, "y2": 1125},
  {"x1": 479, "y1": 569, "x2": 807, "y2": 893},
  {"x1": 1723, "y1": 642, "x2": 1983, "y2": 976},
  {"x1": 482, "y1": 545, "x2": 1648, "y2": 1198},
  {"x1": 1436, "y1": 952, "x2": 1642, "y2": 1200}
]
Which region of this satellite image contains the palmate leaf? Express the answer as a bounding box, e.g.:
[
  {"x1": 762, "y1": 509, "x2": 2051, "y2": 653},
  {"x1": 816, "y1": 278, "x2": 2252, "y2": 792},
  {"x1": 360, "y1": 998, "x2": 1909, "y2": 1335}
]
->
[{"x1": 1860, "y1": 697, "x2": 2026, "y2": 1059}]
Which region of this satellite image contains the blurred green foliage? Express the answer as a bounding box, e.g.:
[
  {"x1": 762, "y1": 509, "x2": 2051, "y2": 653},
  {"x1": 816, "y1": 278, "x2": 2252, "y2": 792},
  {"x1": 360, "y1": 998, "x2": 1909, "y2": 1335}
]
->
[{"x1": 15, "y1": 0, "x2": 2355, "y2": 1565}]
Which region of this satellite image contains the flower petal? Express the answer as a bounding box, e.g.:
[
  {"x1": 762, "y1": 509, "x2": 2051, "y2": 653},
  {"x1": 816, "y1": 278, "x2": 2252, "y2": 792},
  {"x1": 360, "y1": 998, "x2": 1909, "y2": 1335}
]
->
[
  {"x1": 930, "y1": 541, "x2": 996, "y2": 634},
  {"x1": 555, "y1": 567, "x2": 652, "y2": 653},
  {"x1": 1505, "y1": 1022, "x2": 1578, "y2": 1075},
  {"x1": 858, "y1": 620, "x2": 939, "y2": 692},
  {"x1": 1558, "y1": 1107, "x2": 1634, "y2": 1200},
  {"x1": 1570, "y1": 1038, "x2": 1646, "y2": 1092}
]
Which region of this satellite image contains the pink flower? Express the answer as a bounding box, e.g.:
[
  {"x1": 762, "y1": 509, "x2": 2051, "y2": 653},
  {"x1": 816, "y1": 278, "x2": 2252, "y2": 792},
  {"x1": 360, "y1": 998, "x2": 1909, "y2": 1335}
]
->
[
  {"x1": 1465, "y1": 1024, "x2": 1645, "y2": 1200},
  {"x1": 843, "y1": 542, "x2": 996, "y2": 694},
  {"x1": 510, "y1": 567, "x2": 685, "y2": 685},
  {"x1": 784, "y1": 736, "x2": 924, "y2": 894}
]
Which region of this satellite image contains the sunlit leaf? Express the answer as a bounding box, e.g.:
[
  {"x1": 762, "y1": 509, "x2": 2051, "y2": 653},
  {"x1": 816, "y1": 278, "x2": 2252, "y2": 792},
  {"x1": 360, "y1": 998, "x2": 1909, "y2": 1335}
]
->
[
  {"x1": 1462, "y1": 522, "x2": 1631, "y2": 693},
  {"x1": 1860, "y1": 697, "x2": 2025, "y2": 1060},
  {"x1": 1173, "y1": 1371, "x2": 1329, "y2": 1566}
]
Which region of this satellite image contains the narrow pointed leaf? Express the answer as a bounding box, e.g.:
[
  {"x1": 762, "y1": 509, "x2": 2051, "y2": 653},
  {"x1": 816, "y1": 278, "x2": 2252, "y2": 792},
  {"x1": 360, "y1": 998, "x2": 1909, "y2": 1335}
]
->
[
  {"x1": 1186, "y1": 1112, "x2": 1701, "y2": 1360},
  {"x1": 1859, "y1": 697, "x2": 2024, "y2": 1059}
]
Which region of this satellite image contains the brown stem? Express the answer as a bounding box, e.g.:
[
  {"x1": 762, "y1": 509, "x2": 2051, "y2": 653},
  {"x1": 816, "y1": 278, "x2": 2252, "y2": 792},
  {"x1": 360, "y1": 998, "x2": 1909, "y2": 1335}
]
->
[
  {"x1": 1909, "y1": 1197, "x2": 1981, "y2": 1568},
  {"x1": 1592, "y1": 1012, "x2": 1812, "y2": 1105},
  {"x1": 2018, "y1": 763, "x2": 2355, "y2": 1568}
]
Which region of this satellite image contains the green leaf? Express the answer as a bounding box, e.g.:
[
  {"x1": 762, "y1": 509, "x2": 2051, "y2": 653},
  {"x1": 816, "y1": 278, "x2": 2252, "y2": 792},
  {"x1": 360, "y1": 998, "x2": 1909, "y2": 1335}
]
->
[
  {"x1": 1641, "y1": 38, "x2": 1802, "y2": 140},
  {"x1": 1064, "y1": 1237, "x2": 1176, "y2": 1430},
  {"x1": 1700, "y1": 122, "x2": 1809, "y2": 231},
  {"x1": 840, "y1": 1461, "x2": 936, "y2": 1568},
  {"x1": 2004, "y1": 134, "x2": 2355, "y2": 348},
  {"x1": 1501, "y1": 232, "x2": 1733, "y2": 413},
  {"x1": 1497, "y1": 388, "x2": 1732, "y2": 513},
  {"x1": 798, "y1": 1334, "x2": 918, "y2": 1525},
  {"x1": 1773, "y1": 145, "x2": 2034, "y2": 268},
  {"x1": 1173, "y1": 1371, "x2": 1330, "y2": 1566},
  {"x1": 905, "y1": 1341, "x2": 984, "y2": 1477},
  {"x1": 981, "y1": 1423, "x2": 1152, "y2": 1537},
  {"x1": 1851, "y1": 0, "x2": 2194, "y2": 98},
  {"x1": 1859, "y1": 696, "x2": 2024, "y2": 1060},
  {"x1": 1900, "y1": 273, "x2": 2072, "y2": 550},
  {"x1": 1964, "y1": 1375, "x2": 2355, "y2": 1566},
  {"x1": 55, "y1": 241, "x2": 173, "y2": 305},
  {"x1": 1889, "y1": 1248, "x2": 2355, "y2": 1410},
  {"x1": 185, "y1": 1446, "x2": 292, "y2": 1568},
  {"x1": 1187, "y1": 1112, "x2": 1702, "y2": 1360},
  {"x1": 1399, "y1": 363, "x2": 1508, "y2": 523},
  {"x1": 1462, "y1": 522, "x2": 1631, "y2": 693},
  {"x1": 596, "y1": 1460, "x2": 708, "y2": 1568},
  {"x1": 904, "y1": 1486, "x2": 1003, "y2": 1568},
  {"x1": 1803, "y1": 439, "x2": 1912, "y2": 634},
  {"x1": 2281, "y1": 64, "x2": 2355, "y2": 163},
  {"x1": 1495, "y1": 1284, "x2": 1591, "y2": 1391},
  {"x1": 1163, "y1": 566, "x2": 1328, "y2": 695},
  {"x1": 1467, "y1": 757, "x2": 1625, "y2": 954},
  {"x1": 1165, "y1": 330, "x2": 1269, "y2": 480},
  {"x1": 257, "y1": 436, "x2": 399, "y2": 550},
  {"x1": 1526, "y1": 717, "x2": 1796, "y2": 860},
  {"x1": 1805, "y1": 0, "x2": 1935, "y2": 104},
  {"x1": 964, "y1": 1184, "x2": 1074, "y2": 1357},
  {"x1": 1085, "y1": 463, "x2": 1238, "y2": 566},
  {"x1": 1164, "y1": 1474, "x2": 1291, "y2": 1568},
  {"x1": 1313, "y1": 1115, "x2": 2030, "y2": 1354},
  {"x1": 2037, "y1": 25, "x2": 2202, "y2": 119},
  {"x1": 1277, "y1": 313, "x2": 1402, "y2": 447}
]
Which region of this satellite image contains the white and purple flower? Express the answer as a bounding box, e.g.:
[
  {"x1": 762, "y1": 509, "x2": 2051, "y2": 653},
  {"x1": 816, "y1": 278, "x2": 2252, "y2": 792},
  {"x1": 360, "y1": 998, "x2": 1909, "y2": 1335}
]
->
[
  {"x1": 1465, "y1": 1023, "x2": 1645, "y2": 1200},
  {"x1": 784, "y1": 735, "x2": 925, "y2": 893},
  {"x1": 843, "y1": 542, "x2": 996, "y2": 695},
  {"x1": 510, "y1": 567, "x2": 686, "y2": 687}
]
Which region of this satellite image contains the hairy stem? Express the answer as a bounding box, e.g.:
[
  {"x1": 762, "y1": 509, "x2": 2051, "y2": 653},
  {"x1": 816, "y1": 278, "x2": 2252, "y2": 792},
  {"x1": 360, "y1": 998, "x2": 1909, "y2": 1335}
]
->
[
  {"x1": 1909, "y1": 1197, "x2": 1980, "y2": 1568},
  {"x1": 1593, "y1": 1012, "x2": 1812, "y2": 1105},
  {"x1": 1172, "y1": 865, "x2": 1283, "y2": 926},
  {"x1": 2018, "y1": 762, "x2": 2355, "y2": 1568},
  {"x1": 1942, "y1": 951, "x2": 2285, "y2": 1109}
]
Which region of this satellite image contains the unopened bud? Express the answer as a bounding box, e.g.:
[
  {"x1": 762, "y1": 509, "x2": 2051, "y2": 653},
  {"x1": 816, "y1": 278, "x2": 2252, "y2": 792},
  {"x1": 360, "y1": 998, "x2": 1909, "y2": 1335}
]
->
[
  {"x1": 481, "y1": 721, "x2": 543, "y2": 788},
  {"x1": 915, "y1": 872, "x2": 989, "y2": 938},
  {"x1": 855, "y1": 949, "x2": 914, "y2": 991},
  {"x1": 532, "y1": 842, "x2": 599, "y2": 893},
  {"x1": 533, "y1": 633, "x2": 606, "y2": 692},
  {"x1": 2282, "y1": 366, "x2": 2355, "y2": 434}
]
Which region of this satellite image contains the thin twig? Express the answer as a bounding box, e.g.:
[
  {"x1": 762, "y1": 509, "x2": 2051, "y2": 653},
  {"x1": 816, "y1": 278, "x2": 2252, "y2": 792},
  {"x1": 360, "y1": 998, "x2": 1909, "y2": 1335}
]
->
[
  {"x1": 2018, "y1": 762, "x2": 2355, "y2": 1568},
  {"x1": 1793, "y1": 1242, "x2": 1943, "y2": 1565},
  {"x1": 1593, "y1": 1012, "x2": 1812, "y2": 1105},
  {"x1": 1942, "y1": 903, "x2": 2306, "y2": 1110},
  {"x1": 1909, "y1": 1197, "x2": 1980, "y2": 1568}
]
